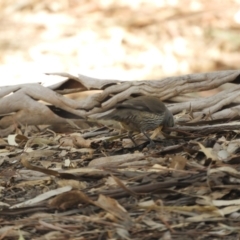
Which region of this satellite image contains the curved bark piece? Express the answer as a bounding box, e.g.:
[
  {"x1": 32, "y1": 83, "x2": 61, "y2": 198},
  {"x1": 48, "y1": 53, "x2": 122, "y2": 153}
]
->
[
  {"x1": 0, "y1": 83, "x2": 86, "y2": 129},
  {"x1": 0, "y1": 70, "x2": 240, "y2": 135}
]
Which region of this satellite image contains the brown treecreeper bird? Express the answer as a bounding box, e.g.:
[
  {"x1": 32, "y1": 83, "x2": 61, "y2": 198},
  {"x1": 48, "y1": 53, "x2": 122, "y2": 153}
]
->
[{"x1": 99, "y1": 96, "x2": 174, "y2": 146}]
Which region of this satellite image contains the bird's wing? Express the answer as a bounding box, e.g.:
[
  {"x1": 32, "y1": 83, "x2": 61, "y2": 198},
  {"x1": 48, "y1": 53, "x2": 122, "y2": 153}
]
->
[{"x1": 116, "y1": 96, "x2": 166, "y2": 114}]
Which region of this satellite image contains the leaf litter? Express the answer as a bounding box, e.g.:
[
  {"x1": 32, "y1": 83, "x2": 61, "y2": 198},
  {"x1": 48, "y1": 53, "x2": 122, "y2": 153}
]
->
[{"x1": 0, "y1": 120, "x2": 240, "y2": 239}]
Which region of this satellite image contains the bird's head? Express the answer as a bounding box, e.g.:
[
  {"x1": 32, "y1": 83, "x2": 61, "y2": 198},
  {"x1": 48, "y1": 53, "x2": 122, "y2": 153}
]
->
[{"x1": 164, "y1": 110, "x2": 174, "y2": 127}]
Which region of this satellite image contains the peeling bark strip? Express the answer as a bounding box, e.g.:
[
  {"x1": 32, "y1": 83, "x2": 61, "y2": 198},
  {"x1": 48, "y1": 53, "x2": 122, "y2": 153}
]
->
[{"x1": 0, "y1": 70, "x2": 240, "y2": 133}]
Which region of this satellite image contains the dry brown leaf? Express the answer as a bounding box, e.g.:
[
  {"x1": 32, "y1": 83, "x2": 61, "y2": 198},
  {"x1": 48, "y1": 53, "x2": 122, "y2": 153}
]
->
[
  {"x1": 169, "y1": 155, "x2": 187, "y2": 177},
  {"x1": 71, "y1": 134, "x2": 92, "y2": 148},
  {"x1": 94, "y1": 194, "x2": 132, "y2": 225},
  {"x1": 209, "y1": 189, "x2": 231, "y2": 200},
  {"x1": 48, "y1": 190, "x2": 93, "y2": 210},
  {"x1": 0, "y1": 226, "x2": 30, "y2": 239},
  {"x1": 197, "y1": 142, "x2": 218, "y2": 160},
  {"x1": 150, "y1": 126, "x2": 163, "y2": 139},
  {"x1": 196, "y1": 195, "x2": 240, "y2": 207},
  {"x1": 122, "y1": 138, "x2": 137, "y2": 148},
  {"x1": 142, "y1": 218, "x2": 165, "y2": 230},
  {"x1": 88, "y1": 153, "x2": 144, "y2": 167},
  {"x1": 27, "y1": 137, "x2": 57, "y2": 147},
  {"x1": 111, "y1": 174, "x2": 139, "y2": 197},
  {"x1": 0, "y1": 138, "x2": 8, "y2": 146},
  {"x1": 58, "y1": 136, "x2": 74, "y2": 147},
  {"x1": 15, "y1": 134, "x2": 28, "y2": 144},
  {"x1": 146, "y1": 164, "x2": 168, "y2": 173},
  {"x1": 27, "y1": 149, "x2": 56, "y2": 159},
  {"x1": 0, "y1": 168, "x2": 16, "y2": 182},
  {"x1": 227, "y1": 142, "x2": 239, "y2": 154},
  {"x1": 167, "y1": 205, "x2": 218, "y2": 216},
  {"x1": 15, "y1": 178, "x2": 52, "y2": 188},
  {"x1": 57, "y1": 179, "x2": 87, "y2": 189},
  {"x1": 40, "y1": 160, "x2": 53, "y2": 169},
  {"x1": 105, "y1": 176, "x2": 125, "y2": 187},
  {"x1": 11, "y1": 186, "x2": 72, "y2": 208},
  {"x1": 209, "y1": 166, "x2": 240, "y2": 179},
  {"x1": 186, "y1": 212, "x2": 222, "y2": 222}
]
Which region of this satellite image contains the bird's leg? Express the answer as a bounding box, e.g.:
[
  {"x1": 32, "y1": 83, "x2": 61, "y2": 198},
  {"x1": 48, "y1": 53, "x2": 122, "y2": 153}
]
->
[
  {"x1": 128, "y1": 131, "x2": 137, "y2": 147},
  {"x1": 142, "y1": 130, "x2": 155, "y2": 147}
]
